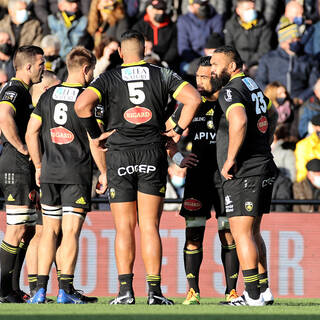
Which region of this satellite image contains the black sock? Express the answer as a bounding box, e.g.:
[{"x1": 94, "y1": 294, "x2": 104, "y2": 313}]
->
[
  {"x1": 221, "y1": 244, "x2": 239, "y2": 294},
  {"x1": 146, "y1": 274, "x2": 161, "y2": 296},
  {"x1": 59, "y1": 274, "x2": 74, "y2": 294},
  {"x1": 243, "y1": 268, "x2": 260, "y2": 300},
  {"x1": 28, "y1": 274, "x2": 38, "y2": 294},
  {"x1": 259, "y1": 272, "x2": 269, "y2": 293},
  {"x1": 37, "y1": 275, "x2": 49, "y2": 291},
  {"x1": 0, "y1": 241, "x2": 19, "y2": 296},
  {"x1": 118, "y1": 274, "x2": 134, "y2": 295},
  {"x1": 12, "y1": 241, "x2": 28, "y2": 291},
  {"x1": 184, "y1": 247, "x2": 203, "y2": 293}
]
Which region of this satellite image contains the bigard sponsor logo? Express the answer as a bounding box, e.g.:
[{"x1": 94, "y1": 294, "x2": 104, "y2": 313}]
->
[
  {"x1": 50, "y1": 126, "x2": 74, "y2": 144},
  {"x1": 124, "y1": 106, "x2": 152, "y2": 125},
  {"x1": 183, "y1": 198, "x2": 202, "y2": 211},
  {"x1": 257, "y1": 115, "x2": 268, "y2": 133}
]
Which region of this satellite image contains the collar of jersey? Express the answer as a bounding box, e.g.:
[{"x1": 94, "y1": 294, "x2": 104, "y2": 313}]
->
[
  {"x1": 61, "y1": 82, "x2": 82, "y2": 87},
  {"x1": 229, "y1": 72, "x2": 245, "y2": 82},
  {"x1": 121, "y1": 60, "x2": 146, "y2": 67},
  {"x1": 12, "y1": 77, "x2": 29, "y2": 90}
]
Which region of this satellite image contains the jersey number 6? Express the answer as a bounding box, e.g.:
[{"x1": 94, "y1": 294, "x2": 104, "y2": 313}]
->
[{"x1": 54, "y1": 103, "x2": 68, "y2": 125}]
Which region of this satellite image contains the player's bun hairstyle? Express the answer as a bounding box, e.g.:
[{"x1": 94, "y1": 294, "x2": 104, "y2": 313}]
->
[
  {"x1": 66, "y1": 46, "x2": 96, "y2": 71},
  {"x1": 13, "y1": 45, "x2": 44, "y2": 71},
  {"x1": 199, "y1": 56, "x2": 211, "y2": 67},
  {"x1": 120, "y1": 30, "x2": 145, "y2": 47},
  {"x1": 213, "y1": 45, "x2": 243, "y2": 70}
]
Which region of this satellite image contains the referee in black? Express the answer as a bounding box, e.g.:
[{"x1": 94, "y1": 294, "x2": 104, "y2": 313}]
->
[
  {"x1": 210, "y1": 46, "x2": 278, "y2": 306},
  {"x1": 75, "y1": 30, "x2": 201, "y2": 305}
]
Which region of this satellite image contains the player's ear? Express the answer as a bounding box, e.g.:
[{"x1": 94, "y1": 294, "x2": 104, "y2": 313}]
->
[
  {"x1": 229, "y1": 61, "x2": 237, "y2": 73},
  {"x1": 118, "y1": 47, "x2": 123, "y2": 59},
  {"x1": 83, "y1": 64, "x2": 90, "y2": 75},
  {"x1": 26, "y1": 63, "x2": 32, "y2": 72}
]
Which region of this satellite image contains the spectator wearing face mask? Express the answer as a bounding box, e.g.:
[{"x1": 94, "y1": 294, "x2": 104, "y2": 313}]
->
[
  {"x1": 295, "y1": 114, "x2": 320, "y2": 182},
  {"x1": 0, "y1": 31, "x2": 14, "y2": 79},
  {"x1": 256, "y1": 18, "x2": 319, "y2": 103},
  {"x1": 0, "y1": 0, "x2": 43, "y2": 50},
  {"x1": 177, "y1": 0, "x2": 224, "y2": 73},
  {"x1": 133, "y1": 0, "x2": 178, "y2": 69},
  {"x1": 293, "y1": 158, "x2": 320, "y2": 212},
  {"x1": 224, "y1": 0, "x2": 273, "y2": 78}
]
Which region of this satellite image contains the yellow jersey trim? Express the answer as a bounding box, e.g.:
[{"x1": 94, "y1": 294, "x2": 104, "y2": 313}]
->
[
  {"x1": 87, "y1": 86, "x2": 102, "y2": 103},
  {"x1": 226, "y1": 103, "x2": 245, "y2": 120},
  {"x1": 0, "y1": 101, "x2": 16, "y2": 113},
  {"x1": 121, "y1": 60, "x2": 146, "y2": 67},
  {"x1": 97, "y1": 119, "x2": 104, "y2": 125},
  {"x1": 229, "y1": 72, "x2": 245, "y2": 82},
  {"x1": 62, "y1": 82, "x2": 82, "y2": 87},
  {"x1": 173, "y1": 81, "x2": 188, "y2": 99},
  {"x1": 169, "y1": 116, "x2": 176, "y2": 127},
  {"x1": 12, "y1": 77, "x2": 29, "y2": 90},
  {"x1": 31, "y1": 113, "x2": 42, "y2": 122},
  {"x1": 267, "y1": 98, "x2": 272, "y2": 110},
  {"x1": 201, "y1": 96, "x2": 207, "y2": 103}
]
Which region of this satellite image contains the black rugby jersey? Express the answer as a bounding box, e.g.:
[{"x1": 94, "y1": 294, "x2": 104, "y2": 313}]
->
[
  {"x1": 32, "y1": 83, "x2": 102, "y2": 185},
  {"x1": 88, "y1": 60, "x2": 188, "y2": 150},
  {"x1": 216, "y1": 72, "x2": 273, "y2": 178},
  {"x1": 171, "y1": 97, "x2": 221, "y2": 166}
]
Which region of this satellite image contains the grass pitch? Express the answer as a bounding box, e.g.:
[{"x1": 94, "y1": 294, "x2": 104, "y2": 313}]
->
[{"x1": 0, "y1": 298, "x2": 319, "y2": 320}]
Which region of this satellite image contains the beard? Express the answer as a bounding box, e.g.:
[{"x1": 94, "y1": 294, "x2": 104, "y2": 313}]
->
[
  {"x1": 210, "y1": 68, "x2": 231, "y2": 93},
  {"x1": 198, "y1": 88, "x2": 215, "y2": 97}
]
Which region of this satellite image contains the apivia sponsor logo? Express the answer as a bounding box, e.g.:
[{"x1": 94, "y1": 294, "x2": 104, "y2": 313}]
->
[
  {"x1": 50, "y1": 126, "x2": 74, "y2": 144},
  {"x1": 118, "y1": 165, "x2": 156, "y2": 176},
  {"x1": 124, "y1": 106, "x2": 152, "y2": 125},
  {"x1": 53, "y1": 87, "x2": 79, "y2": 102},
  {"x1": 121, "y1": 67, "x2": 150, "y2": 81},
  {"x1": 194, "y1": 132, "x2": 216, "y2": 141}
]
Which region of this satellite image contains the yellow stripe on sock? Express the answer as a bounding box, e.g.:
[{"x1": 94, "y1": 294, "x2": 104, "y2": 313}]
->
[
  {"x1": 184, "y1": 248, "x2": 203, "y2": 254},
  {"x1": 1, "y1": 242, "x2": 18, "y2": 254}
]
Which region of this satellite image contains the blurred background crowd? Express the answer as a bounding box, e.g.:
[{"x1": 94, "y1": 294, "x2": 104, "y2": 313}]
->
[{"x1": 0, "y1": 0, "x2": 319, "y2": 212}]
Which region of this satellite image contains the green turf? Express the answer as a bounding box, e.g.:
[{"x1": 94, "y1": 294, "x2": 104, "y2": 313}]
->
[{"x1": 0, "y1": 298, "x2": 320, "y2": 320}]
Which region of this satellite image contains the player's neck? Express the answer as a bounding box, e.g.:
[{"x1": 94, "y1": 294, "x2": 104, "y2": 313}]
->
[
  {"x1": 65, "y1": 74, "x2": 85, "y2": 86},
  {"x1": 14, "y1": 71, "x2": 31, "y2": 88},
  {"x1": 122, "y1": 55, "x2": 144, "y2": 65}
]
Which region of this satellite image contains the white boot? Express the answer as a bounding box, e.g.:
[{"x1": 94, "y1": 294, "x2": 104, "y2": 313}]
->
[
  {"x1": 228, "y1": 291, "x2": 265, "y2": 306},
  {"x1": 261, "y1": 288, "x2": 274, "y2": 305}
]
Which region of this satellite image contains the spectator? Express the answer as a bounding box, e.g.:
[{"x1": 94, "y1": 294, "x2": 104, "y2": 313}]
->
[
  {"x1": 295, "y1": 114, "x2": 320, "y2": 182},
  {"x1": 133, "y1": 0, "x2": 178, "y2": 68},
  {"x1": 48, "y1": 0, "x2": 88, "y2": 60},
  {"x1": 224, "y1": 0, "x2": 273, "y2": 78},
  {"x1": 0, "y1": 0, "x2": 43, "y2": 50},
  {"x1": 256, "y1": 18, "x2": 319, "y2": 102},
  {"x1": 40, "y1": 35, "x2": 67, "y2": 81},
  {"x1": 177, "y1": 0, "x2": 224, "y2": 72},
  {"x1": 298, "y1": 80, "x2": 320, "y2": 139},
  {"x1": 0, "y1": 32, "x2": 14, "y2": 79},
  {"x1": 87, "y1": 0, "x2": 129, "y2": 46},
  {"x1": 293, "y1": 158, "x2": 320, "y2": 212}
]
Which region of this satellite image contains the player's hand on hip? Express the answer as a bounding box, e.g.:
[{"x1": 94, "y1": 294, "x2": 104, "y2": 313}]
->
[
  {"x1": 181, "y1": 153, "x2": 198, "y2": 168},
  {"x1": 221, "y1": 158, "x2": 237, "y2": 180},
  {"x1": 96, "y1": 173, "x2": 107, "y2": 194},
  {"x1": 35, "y1": 168, "x2": 41, "y2": 187},
  {"x1": 18, "y1": 144, "x2": 29, "y2": 156}
]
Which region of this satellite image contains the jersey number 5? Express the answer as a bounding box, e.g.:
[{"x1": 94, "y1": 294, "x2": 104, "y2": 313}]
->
[
  {"x1": 252, "y1": 91, "x2": 267, "y2": 115},
  {"x1": 128, "y1": 82, "x2": 145, "y2": 104},
  {"x1": 54, "y1": 103, "x2": 68, "y2": 125}
]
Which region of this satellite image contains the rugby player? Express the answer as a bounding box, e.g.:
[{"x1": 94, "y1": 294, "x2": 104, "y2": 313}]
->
[
  {"x1": 26, "y1": 46, "x2": 106, "y2": 304},
  {"x1": 210, "y1": 46, "x2": 278, "y2": 306},
  {"x1": 74, "y1": 30, "x2": 201, "y2": 305},
  {"x1": 0, "y1": 45, "x2": 44, "y2": 303},
  {"x1": 168, "y1": 56, "x2": 239, "y2": 304}
]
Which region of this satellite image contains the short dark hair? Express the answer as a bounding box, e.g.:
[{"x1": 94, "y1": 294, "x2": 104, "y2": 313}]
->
[
  {"x1": 236, "y1": 0, "x2": 255, "y2": 5},
  {"x1": 66, "y1": 46, "x2": 96, "y2": 72},
  {"x1": 120, "y1": 30, "x2": 145, "y2": 47},
  {"x1": 199, "y1": 56, "x2": 211, "y2": 67},
  {"x1": 214, "y1": 45, "x2": 243, "y2": 70},
  {"x1": 13, "y1": 45, "x2": 44, "y2": 71}
]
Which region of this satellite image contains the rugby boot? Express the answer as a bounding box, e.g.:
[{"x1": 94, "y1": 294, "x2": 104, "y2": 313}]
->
[
  {"x1": 261, "y1": 288, "x2": 274, "y2": 305},
  {"x1": 219, "y1": 289, "x2": 239, "y2": 305},
  {"x1": 0, "y1": 291, "x2": 25, "y2": 303},
  {"x1": 227, "y1": 291, "x2": 265, "y2": 306},
  {"x1": 72, "y1": 289, "x2": 98, "y2": 303},
  {"x1": 109, "y1": 291, "x2": 135, "y2": 305},
  {"x1": 182, "y1": 288, "x2": 200, "y2": 305},
  {"x1": 57, "y1": 289, "x2": 84, "y2": 304},
  {"x1": 14, "y1": 289, "x2": 30, "y2": 302},
  {"x1": 27, "y1": 288, "x2": 46, "y2": 304},
  {"x1": 147, "y1": 292, "x2": 174, "y2": 305}
]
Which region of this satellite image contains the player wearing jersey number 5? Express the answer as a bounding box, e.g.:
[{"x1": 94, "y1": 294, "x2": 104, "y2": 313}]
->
[
  {"x1": 75, "y1": 30, "x2": 201, "y2": 305},
  {"x1": 210, "y1": 46, "x2": 278, "y2": 306}
]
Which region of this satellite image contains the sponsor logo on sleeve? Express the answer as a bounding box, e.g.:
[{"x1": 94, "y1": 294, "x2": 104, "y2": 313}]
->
[
  {"x1": 52, "y1": 87, "x2": 79, "y2": 102},
  {"x1": 242, "y1": 77, "x2": 258, "y2": 91},
  {"x1": 3, "y1": 91, "x2": 17, "y2": 102},
  {"x1": 50, "y1": 126, "x2": 74, "y2": 144},
  {"x1": 124, "y1": 106, "x2": 152, "y2": 125},
  {"x1": 95, "y1": 105, "x2": 104, "y2": 119},
  {"x1": 183, "y1": 198, "x2": 202, "y2": 211},
  {"x1": 121, "y1": 67, "x2": 150, "y2": 81},
  {"x1": 224, "y1": 89, "x2": 232, "y2": 102},
  {"x1": 257, "y1": 115, "x2": 268, "y2": 133}
]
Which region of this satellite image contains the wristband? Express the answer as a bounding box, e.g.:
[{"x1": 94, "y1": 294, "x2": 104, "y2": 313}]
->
[
  {"x1": 79, "y1": 116, "x2": 101, "y2": 139},
  {"x1": 173, "y1": 123, "x2": 184, "y2": 135},
  {"x1": 172, "y1": 152, "x2": 184, "y2": 167}
]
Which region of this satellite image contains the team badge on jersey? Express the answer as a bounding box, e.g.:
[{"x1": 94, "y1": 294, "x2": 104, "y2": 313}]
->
[
  {"x1": 207, "y1": 120, "x2": 214, "y2": 129},
  {"x1": 50, "y1": 126, "x2": 74, "y2": 144},
  {"x1": 124, "y1": 106, "x2": 152, "y2": 125},
  {"x1": 257, "y1": 116, "x2": 268, "y2": 133},
  {"x1": 3, "y1": 91, "x2": 17, "y2": 102},
  {"x1": 183, "y1": 198, "x2": 202, "y2": 211},
  {"x1": 95, "y1": 105, "x2": 104, "y2": 119},
  {"x1": 109, "y1": 188, "x2": 116, "y2": 199},
  {"x1": 245, "y1": 201, "x2": 253, "y2": 212},
  {"x1": 224, "y1": 89, "x2": 232, "y2": 102}
]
